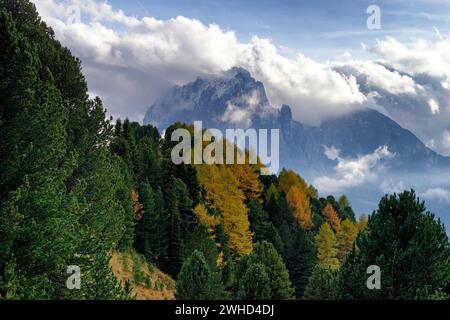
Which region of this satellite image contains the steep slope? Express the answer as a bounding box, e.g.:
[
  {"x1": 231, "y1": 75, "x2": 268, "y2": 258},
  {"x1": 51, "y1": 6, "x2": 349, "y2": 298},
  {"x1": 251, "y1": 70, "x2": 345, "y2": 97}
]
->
[
  {"x1": 144, "y1": 67, "x2": 450, "y2": 178},
  {"x1": 110, "y1": 251, "x2": 175, "y2": 300},
  {"x1": 144, "y1": 67, "x2": 273, "y2": 131},
  {"x1": 276, "y1": 108, "x2": 450, "y2": 179},
  {"x1": 143, "y1": 67, "x2": 450, "y2": 228}
]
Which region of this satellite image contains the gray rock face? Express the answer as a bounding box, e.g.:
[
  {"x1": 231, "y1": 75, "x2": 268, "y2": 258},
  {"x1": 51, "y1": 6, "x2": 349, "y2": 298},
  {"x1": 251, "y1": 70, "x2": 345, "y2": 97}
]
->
[{"x1": 144, "y1": 67, "x2": 271, "y2": 131}]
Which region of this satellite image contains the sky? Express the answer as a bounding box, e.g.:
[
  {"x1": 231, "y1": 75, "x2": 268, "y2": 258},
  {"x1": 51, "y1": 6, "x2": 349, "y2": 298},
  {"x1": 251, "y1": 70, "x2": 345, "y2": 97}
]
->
[
  {"x1": 33, "y1": 0, "x2": 450, "y2": 158},
  {"x1": 101, "y1": 1, "x2": 445, "y2": 55},
  {"x1": 106, "y1": 0, "x2": 450, "y2": 60}
]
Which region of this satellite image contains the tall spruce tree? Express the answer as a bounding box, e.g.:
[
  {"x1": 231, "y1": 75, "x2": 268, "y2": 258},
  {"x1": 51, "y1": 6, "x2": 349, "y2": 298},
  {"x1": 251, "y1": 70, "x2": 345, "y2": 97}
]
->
[
  {"x1": 285, "y1": 228, "x2": 317, "y2": 298},
  {"x1": 336, "y1": 190, "x2": 450, "y2": 299},
  {"x1": 0, "y1": 1, "x2": 136, "y2": 299},
  {"x1": 237, "y1": 263, "x2": 271, "y2": 300},
  {"x1": 303, "y1": 266, "x2": 337, "y2": 300},
  {"x1": 236, "y1": 242, "x2": 294, "y2": 299},
  {"x1": 135, "y1": 182, "x2": 161, "y2": 262},
  {"x1": 176, "y1": 250, "x2": 223, "y2": 300}
]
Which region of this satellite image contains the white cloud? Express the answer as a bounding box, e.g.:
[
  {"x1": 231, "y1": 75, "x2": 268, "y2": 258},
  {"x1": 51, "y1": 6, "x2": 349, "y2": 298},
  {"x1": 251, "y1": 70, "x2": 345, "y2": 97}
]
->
[
  {"x1": 32, "y1": 0, "x2": 367, "y2": 123},
  {"x1": 31, "y1": 1, "x2": 450, "y2": 157},
  {"x1": 219, "y1": 90, "x2": 266, "y2": 128},
  {"x1": 313, "y1": 145, "x2": 394, "y2": 193},
  {"x1": 369, "y1": 37, "x2": 450, "y2": 79},
  {"x1": 421, "y1": 187, "x2": 450, "y2": 203},
  {"x1": 428, "y1": 98, "x2": 440, "y2": 114},
  {"x1": 380, "y1": 179, "x2": 407, "y2": 194},
  {"x1": 220, "y1": 102, "x2": 253, "y2": 128},
  {"x1": 334, "y1": 46, "x2": 450, "y2": 155},
  {"x1": 333, "y1": 60, "x2": 418, "y2": 95},
  {"x1": 323, "y1": 145, "x2": 340, "y2": 161}
]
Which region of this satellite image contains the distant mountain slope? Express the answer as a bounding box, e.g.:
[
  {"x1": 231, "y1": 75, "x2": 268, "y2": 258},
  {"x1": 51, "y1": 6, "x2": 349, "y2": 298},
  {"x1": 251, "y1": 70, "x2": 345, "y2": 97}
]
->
[
  {"x1": 144, "y1": 67, "x2": 273, "y2": 131},
  {"x1": 144, "y1": 67, "x2": 450, "y2": 180},
  {"x1": 279, "y1": 108, "x2": 449, "y2": 178}
]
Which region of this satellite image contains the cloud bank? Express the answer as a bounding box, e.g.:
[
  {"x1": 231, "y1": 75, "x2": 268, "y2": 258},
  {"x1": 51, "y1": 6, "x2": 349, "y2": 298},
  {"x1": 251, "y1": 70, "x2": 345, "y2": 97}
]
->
[
  {"x1": 33, "y1": 0, "x2": 450, "y2": 156},
  {"x1": 33, "y1": 0, "x2": 367, "y2": 123},
  {"x1": 421, "y1": 187, "x2": 450, "y2": 204},
  {"x1": 313, "y1": 145, "x2": 394, "y2": 193}
]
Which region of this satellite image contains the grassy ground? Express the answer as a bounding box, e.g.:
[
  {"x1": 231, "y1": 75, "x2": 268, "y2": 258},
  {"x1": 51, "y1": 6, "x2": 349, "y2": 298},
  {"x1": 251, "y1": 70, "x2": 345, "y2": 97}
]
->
[{"x1": 110, "y1": 250, "x2": 175, "y2": 300}]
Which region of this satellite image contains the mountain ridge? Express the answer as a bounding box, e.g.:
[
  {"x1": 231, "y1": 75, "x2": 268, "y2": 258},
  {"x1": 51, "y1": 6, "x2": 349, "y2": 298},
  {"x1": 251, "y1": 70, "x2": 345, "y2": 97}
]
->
[{"x1": 144, "y1": 67, "x2": 450, "y2": 179}]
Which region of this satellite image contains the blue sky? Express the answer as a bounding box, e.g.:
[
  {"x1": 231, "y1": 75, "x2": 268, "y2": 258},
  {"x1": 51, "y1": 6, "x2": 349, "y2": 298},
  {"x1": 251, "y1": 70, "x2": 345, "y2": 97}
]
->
[{"x1": 107, "y1": 0, "x2": 450, "y2": 60}]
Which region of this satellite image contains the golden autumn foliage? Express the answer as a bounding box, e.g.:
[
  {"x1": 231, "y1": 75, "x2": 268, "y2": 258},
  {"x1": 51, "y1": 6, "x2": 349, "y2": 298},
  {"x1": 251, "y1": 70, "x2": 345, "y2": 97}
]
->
[
  {"x1": 323, "y1": 203, "x2": 341, "y2": 233},
  {"x1": 286, "y1": 186, "x2": 313, "y2": 230},
  {"x1": 193, "y1": 203, "x2": 221, "y2": 231},
  {"x1": 338, "y1": 195, "x2": 350, "y2": 210},
  {"x1": 131, "y1": 190, "x2": 144, "y2": 220},
  {"x1": 279, "y1": 170, "x2": 300, "y2": 194},
  {"x1": 197, "y1": 164, "x2": 253, "y2": 257},
  {"x1": 278, "y1": 169, "x2": 317, "y2": 198},
  {"x1": 229, "y1": 164, "x2": 261, "y2": 201},
  {"x1": 336, "y1": 219, "x2": 358, "y2": 262},
  {"x1": 356, "y1": 214, "x2": 368, "y2": 233},
  {"x1": 315, "y1": 222, "x2": 340, "y2": 270}
]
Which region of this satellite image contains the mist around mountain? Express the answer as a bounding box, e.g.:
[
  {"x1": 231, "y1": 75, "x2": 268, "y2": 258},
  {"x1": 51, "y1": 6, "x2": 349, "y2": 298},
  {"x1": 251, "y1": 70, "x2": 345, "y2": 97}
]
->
[{"x1": 145, "y1": 67, "x2": 450, "y2": 228}]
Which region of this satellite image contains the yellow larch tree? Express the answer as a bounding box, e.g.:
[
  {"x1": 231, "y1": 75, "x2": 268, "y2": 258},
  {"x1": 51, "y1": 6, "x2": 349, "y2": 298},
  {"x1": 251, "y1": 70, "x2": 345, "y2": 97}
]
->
[
  {"x1": 315, "y1": 222, "x2": 340, "y2": 270},
  {"x1": 286, "y1": 185, "x2": 313, "y2": 230},
  {"x1": 356, "y1": 214, "x2": 368, "y2": 233},
  {"x1": 336, "y1": 219, "x2": 358, "y2": 262},
  {"x1": 197, "y1": 164, "x2": 253, "y2": 257}
]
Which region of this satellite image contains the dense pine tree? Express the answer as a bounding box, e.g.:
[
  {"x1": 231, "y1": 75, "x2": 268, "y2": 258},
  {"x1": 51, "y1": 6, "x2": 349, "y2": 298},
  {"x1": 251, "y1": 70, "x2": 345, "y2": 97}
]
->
[
  {"x1": 135, "y1": 182, "x2": 160, "y2": 262},
  {"x1": 337, "y1": 190, "x2": 450, "y2": 299},
  {"x1": 236, "y1": 242, "x2": 294, "y2": 299},
  {"x1": 304, "y1": 266, "x2": 336, "y2": 300},
  {"x1": 237, "y1": 263, "x2": 271, "y2": 300},
  {"x1": 285, "y1": 228, "x2": 316, "y2": 298},
  {"x1": 176, "y1": 250, "x2": 223, "y2": 300},
  {"x1": 0, "y1": 1, "x2": 134, "y2": 299}
]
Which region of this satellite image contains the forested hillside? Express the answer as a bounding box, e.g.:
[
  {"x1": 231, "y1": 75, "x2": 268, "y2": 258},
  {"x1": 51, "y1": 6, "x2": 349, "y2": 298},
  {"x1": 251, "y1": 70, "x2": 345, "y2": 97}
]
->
[{"x1": 0, "y1": 0, "x2": 449, "y2": 300}]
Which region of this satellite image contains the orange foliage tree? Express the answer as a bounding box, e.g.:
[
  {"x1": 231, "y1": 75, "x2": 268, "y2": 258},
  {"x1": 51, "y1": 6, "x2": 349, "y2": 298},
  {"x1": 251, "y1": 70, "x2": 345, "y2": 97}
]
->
[
  {"x1": 286, "y1": 186, "x2": 313, "y2": 230},
  {"x1": 278, "y1": 169, "x2": 317, "y2": 198},
  {"x1": 323, "y1": 203, "x2": 340, "y2": 233}
]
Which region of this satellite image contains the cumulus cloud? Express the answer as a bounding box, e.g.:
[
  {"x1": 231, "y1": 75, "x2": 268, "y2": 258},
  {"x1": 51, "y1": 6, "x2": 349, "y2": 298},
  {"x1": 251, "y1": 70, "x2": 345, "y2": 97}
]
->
[
  {"x1": 313, "y1": 145, "x2": 394, "y2": 193},
  {"x1": 33, "y1": 0, "x2": 367, "y2": 123},
  {"x1": 33, "y1": 1, "x2": 450, "y2": 157},
  {"x1": 333, "y1": 60, "x2": 418, "y2": 95},
  {"x1": 421, "y1": 187, "x2": 450, "y2": 204},
  {"x1": 369, "y1": 37, "x2": 450, "y2": 80}
]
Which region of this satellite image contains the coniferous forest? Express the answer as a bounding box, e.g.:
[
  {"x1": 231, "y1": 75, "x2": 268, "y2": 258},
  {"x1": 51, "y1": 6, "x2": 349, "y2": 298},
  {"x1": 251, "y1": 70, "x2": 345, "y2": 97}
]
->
[{"x1": 0, "y1": 0, "x2": 449, "y2": 301}]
